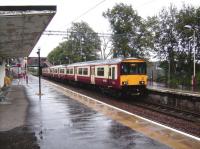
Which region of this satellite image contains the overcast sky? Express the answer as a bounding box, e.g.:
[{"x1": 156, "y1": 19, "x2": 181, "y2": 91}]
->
[{"x1": 1, "y1": 0, "x2": 199, "y2": 57}]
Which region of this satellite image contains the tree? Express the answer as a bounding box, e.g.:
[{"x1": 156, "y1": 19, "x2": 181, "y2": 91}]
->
[
  {"x1": 47, "y1": 21, "x2": 101, "y2": 64},
  {"x1": 103, "y1": 3, "x2": 153, "y2": 58},
  {"x1": 99, "y1": 36, "x2": 112, "y2": 59},
  {"x1": 154, "y1": 4, "x2": 200, "y2": 86},
  {"x1": 176, "y1": 5, "x2": 200, "y2": 81},
  {"x1": 154, "y1": 4, "x2": 179, "y2": 83},
  {"x1": 68, "y1": 21, "x2": 101, "y2": 62},
  {"x1": 138, "y1": 16, "x2": 157, "y2": 58}
]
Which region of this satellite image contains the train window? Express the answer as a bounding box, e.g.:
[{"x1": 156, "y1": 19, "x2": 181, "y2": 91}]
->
[
  {"x1": 97, "y1": 67, "x2": 104, "y2": 76},
  {"x1": 112, "y1": 67, "x2": 115, "y2": 79},
  {"x1": 54, "y1": 69, "x2": 58, "y2": 73},
  {"x1": 109, "y1": 67, "x2": 111, "y2": 77},
  {"x1": 121, "y1": 62, "x2": 146, "y2": 75},
  {"x1": 60, "y1": 69, "x2": 64, "y2": 73},
  {"x1": 66, "y1": 69, "x2": 69, "y2": 74},
  {"x1": 78, "y1": 68, "x2": 82, "y2": 75},
  {"x1": 83, "y1": 68, "x2": 88, "y2": 75},
  {"x1": 70, "y1": 69, "x2": 73, "y2": 74}
]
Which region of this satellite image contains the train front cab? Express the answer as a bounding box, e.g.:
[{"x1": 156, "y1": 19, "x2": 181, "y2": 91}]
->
[{"x1": 119, "y1": 59, "x2": 148, "y2": 95}]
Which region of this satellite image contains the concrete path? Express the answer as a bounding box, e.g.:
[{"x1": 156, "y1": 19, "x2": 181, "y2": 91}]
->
[
  {"x1": 0, "y1": 85, "x2": 28, "y2": 131},
  {"x1": 148, "y1": 82, "x2": 200, "y2": 97}
]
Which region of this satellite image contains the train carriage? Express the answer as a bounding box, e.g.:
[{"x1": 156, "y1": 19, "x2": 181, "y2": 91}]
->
[
  {"x1": 58, "y1": 65, "x2": 66, "y2": 79},
  {"x1": 42, "y1": 57, "x2": 148, "y2": 96},
  {"x1": 65, "y1": 66, "x2": 74, "y2": 81}
]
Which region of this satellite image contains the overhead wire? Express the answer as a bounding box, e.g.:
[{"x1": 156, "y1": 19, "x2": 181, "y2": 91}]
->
[
  {"x1": 72, "y1": 0, "x2": 107, "y2": 23},
  {"x1": 136, "y1": 0, "x2": 158, "y2": 9},
  {"x1": 43, "y1": 30, "x2": 134, "y2": 38},
  {"x1": 43, "y1": 0, "x2": 159, "y2": 38}
]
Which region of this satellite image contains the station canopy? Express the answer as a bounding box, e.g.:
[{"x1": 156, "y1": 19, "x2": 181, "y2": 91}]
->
[{"x1": 0, "y1": 6, "x2": 56, "y2": 58}]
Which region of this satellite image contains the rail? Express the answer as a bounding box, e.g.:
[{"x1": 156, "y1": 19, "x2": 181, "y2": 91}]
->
[{"x1": 133, "y1": 101, "x2": 200, "y2": 123}]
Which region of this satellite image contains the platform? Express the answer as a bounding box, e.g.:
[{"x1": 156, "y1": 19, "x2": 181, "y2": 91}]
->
[
  {"x1": 147, "y1": 82, "x2": 200, "y2": 98},
  {"x1": 0, "y1": 76, "x2": 200, "y2": 149}
]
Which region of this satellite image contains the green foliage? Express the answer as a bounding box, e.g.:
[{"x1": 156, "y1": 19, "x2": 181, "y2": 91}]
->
[
  {"x1": 47, "y1": 21, "x2": 101, "y2": 65},
  {"x1": 175, "y1": 5, "x2": 200, "y2": 80},
  {"x1": 103, "y1": 3, "x2": 153, "y2": 59},
  {"x1": 47, "y1": 43, "x2": 67, "y2": 65},
  {"x1": 68, "y1": 22, "x2": 101, "y2": 61},
  {"x1": 153, "y1": 4, "x2": 200, "y2": 86},
  {"x1": 154, "y1": 4, "x2": 178, "y2": 78}
]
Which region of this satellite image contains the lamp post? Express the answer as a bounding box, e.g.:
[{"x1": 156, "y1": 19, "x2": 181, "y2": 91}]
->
[
  {"x1": 37, "y1": 48, "x2": 41, "y2": 96},
  {"x1": 184, "y1": 25, "x2": 196, "y2": 89}
]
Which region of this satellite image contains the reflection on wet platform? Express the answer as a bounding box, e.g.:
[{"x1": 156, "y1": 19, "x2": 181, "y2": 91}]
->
[{"x1": 25, "y1": 76, "x2": 171, "y2": 149}]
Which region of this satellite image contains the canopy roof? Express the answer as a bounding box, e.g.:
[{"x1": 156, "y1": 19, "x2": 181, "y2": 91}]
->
[{"x1": 0, "y1": 6, "x2": 56, "y2": 58}]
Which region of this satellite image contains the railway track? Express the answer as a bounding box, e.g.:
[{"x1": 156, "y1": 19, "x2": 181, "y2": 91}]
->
[
  {"x1": 132, "y1": 101, "x2": 200, "y2": 124},
  {"x1": 46, "y1": 77, "x2": 200, "y2": 123}
]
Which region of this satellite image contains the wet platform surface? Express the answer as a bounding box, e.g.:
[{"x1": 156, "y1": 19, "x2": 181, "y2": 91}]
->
[
  {"x1": 147, "y1": 82, "x2": 200, "y2": 97},
  {"x1": 24, "y1": 76, "x2": 172, "y2": 149}
]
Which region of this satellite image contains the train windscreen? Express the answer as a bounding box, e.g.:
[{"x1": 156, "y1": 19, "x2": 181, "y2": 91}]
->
[{"x1": 121, "y1": 62, "x2": 146, "y2": 75}]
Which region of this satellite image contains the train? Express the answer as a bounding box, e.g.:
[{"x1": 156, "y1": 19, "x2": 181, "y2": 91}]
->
[{"x1": 42, "y1": 57, "x2": 148, "y2": 96}]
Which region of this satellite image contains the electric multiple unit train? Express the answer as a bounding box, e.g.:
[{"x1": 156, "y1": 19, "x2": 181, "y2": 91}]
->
[{"x1": 42, "y1": 57, "x2": 148, "y2": 96}]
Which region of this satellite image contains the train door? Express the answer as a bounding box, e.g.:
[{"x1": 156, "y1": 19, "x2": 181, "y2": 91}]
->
[
  {"x1": 75, "y1": 67, "x2": 78, "y2": 81},
  {"x1": 57, "y1": 68, "x2": 59, "y2": 78},
  {"x1": 91, "y1": 66, "x2": 95, "y2": 84},
  {"x1": 108, "y1": 65, "x2": 116, "y2": 87},
  {"x1": 52, "y1": 68, "x2": 55, "y2": 77}
]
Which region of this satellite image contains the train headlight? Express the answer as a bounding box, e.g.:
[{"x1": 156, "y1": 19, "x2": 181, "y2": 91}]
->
[
  {"x1": 139, "y1": 81, "x2": 145, "y2": 85},
  {"x1": 122, "y1": 81, "x2": 128, "y2": 85}
]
